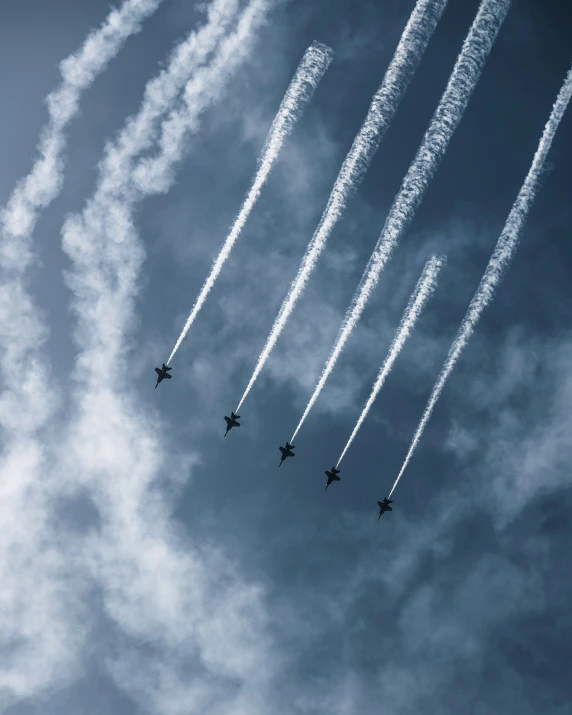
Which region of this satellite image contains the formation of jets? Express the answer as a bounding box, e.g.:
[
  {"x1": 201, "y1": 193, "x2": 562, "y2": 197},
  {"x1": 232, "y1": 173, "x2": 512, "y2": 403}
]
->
[{"x1": 155, "y1": 366, "x2": 392, "y2": 521}]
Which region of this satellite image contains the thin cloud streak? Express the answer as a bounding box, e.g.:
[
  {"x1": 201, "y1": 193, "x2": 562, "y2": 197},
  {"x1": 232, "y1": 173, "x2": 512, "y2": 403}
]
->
[
  {"x1": 336, "y1": 255, "x2": 445, "y2": 466},
  {"x1": 291, "y1": 0, "x2": 511, "y2": 442},
  {"x1": 168, "y1": 40, "x2": 334, "y2": 365},
  {"x1": 236, "y1": 0, "x2": 450, "y2": 412},
  {"x1": 390, "y1": 64, "x2": 572, "y2": 498}
]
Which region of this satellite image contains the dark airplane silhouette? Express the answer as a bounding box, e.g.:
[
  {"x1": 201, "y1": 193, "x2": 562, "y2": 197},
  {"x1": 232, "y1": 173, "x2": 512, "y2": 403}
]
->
[
  {"x1": 324, "y1": 466, "x2": 341, "y2": 491},
  {"x1": 278, "y1": 442, "x2": 295, "y2": 466},
  {"x1": 377, "y1": 497, "x2": 393, "y2": 520},
  {"x1": 154, "y1": 363, "x2": 172, "y2": 388},
  {"x1": 224, "y1": 412, "x2": 241, "y2": 436}
]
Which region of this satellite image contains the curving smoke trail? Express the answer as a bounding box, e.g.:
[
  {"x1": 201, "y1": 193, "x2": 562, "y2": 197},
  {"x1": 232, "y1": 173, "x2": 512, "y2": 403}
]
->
[
  {"x1": 389, "y1": 65, "x2": 572, "y2": 498},
  {"x1": 131, "y1": 0, "x2": 271, "y2": 194},
  {"x1": 0, "y1": 0, "x2": 170, "y2": 704},
  {"x1": 235, "y1": 0, "x2": 450, "y2": 412},
  {"x1": 289, "y1": 0, "x2": 511, "y2": 441},
  {"x1": 167, "y1": 41, "x2": 334, "y2": 365},
  {"x1": 95, "y1": 0, "x2": 242, "y2": 204},
  {"x1": 336, "y1": 254, "x2": 445, "y2": 466},
  {"x1": 1, "y1": 0, "x2": 163, "y2": 271},
  {"x1": 0, "y1": 0, "x2": 166, "y2": 432}
]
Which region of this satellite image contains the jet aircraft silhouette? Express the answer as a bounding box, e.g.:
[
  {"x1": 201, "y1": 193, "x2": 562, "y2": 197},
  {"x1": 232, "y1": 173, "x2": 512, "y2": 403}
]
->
[
  {"x1": 377, "y1": 497, "x2": 393, "y2": 520},
  {"x1": 154, "y1": 363, "x2": 172, "y2": 388},
  {"x1": 324, "y1": 466, "x2": 341, "y2": 491},
  {"x1": 224, "y1": 412, "x2": 241, "y2": 436},
  {"x1": 278, "y1": 442, "x2": 295, "y2": 466}
]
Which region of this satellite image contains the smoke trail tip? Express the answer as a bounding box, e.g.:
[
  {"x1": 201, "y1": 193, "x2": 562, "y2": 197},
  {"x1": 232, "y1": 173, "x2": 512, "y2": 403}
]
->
[{"x1": 308, "y1": 40, "x2": 334, "y2": 61}]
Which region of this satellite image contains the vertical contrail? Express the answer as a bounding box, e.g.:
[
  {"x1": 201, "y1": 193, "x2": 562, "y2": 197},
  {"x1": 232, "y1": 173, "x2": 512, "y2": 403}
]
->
[
  {"x1": 235, "y1": 0, "x2": 450, "y2": 412},
  {"x1": 389, "y1": 65, "x2": 572, "y2": 498},
  {"x1": 289, "y1": 0, "x2": 511, "y2": 439},
  {"x1": 1, "y1": 0, "x2": 163, "y2": 269},
  {"x1": 336, "y1": 255, "x2": 445, "y2": 465},
  {"x1": 166, "y1": 41, "x2": 334, "y2": 365}
]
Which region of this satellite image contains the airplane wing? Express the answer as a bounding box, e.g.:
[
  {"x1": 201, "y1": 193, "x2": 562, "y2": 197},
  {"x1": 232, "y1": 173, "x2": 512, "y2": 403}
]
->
[
  {"x1": 377, "y1": 501, "x2": 383, "y2": 508},
  {"x1": 155, "y1": 368, "x2": 161, "y2": 376},
  {"x1": 279, "y1": 447, "x2": 286, "y2": 455},
  {"x1": 164, "y1": 373, "x2": 172, "y2": 379},
  {"x1": 224, "y1": 416, "x2": 231, "y2": 425}
]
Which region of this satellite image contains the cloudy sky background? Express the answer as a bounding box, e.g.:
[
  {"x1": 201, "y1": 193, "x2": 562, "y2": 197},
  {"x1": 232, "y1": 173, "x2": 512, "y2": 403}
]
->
[{"x1": 0, "y1": 0, "x2": 571, "y2": 713}]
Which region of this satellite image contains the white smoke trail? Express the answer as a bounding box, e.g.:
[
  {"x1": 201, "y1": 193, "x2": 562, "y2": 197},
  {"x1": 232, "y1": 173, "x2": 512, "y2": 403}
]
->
[
  {"x1": 166, "y1": 41, "x2": 333, "y2": 365},
  {"x1": 389, "y1": 65, "x2": 572, "y2": 498},
  {"x1": 0, "y1": 0, "x2": 170, "y2": 704},
  {"x1": 63, "y1": 0, "x2": 272, "y2": 382},
  {"x1": 0, "y1": 0, "x2": 168, "y2": 433},
  {"x1": 95, "y1": 0, "x2": 242, "y2": 203},
  {"x1": 336, "y1": 254, "x2": 445, "y2": 466},
  {"x1": 131, "y1": 0, "x2": 271, "y2": 194},
  {"x1": 56, "y1": 1, "x2": 277, "y2": 706},
  {"x1": 235, "y1": 0, "x2": 450, "y2": 412},
  {"x1": 1, "y1": 0, "x2": 163, "y2": 270},
  {"x1": 289, "y1": 0, "x2": 511, "y2": 441}
]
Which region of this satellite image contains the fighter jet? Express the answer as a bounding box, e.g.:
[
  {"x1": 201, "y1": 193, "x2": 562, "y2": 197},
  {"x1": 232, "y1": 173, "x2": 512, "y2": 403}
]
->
[
  {"x1": 324, "y1": 466, "x2": 341, "y2": 491},
  {"x1": 224, "y1": 412, "x2": 241, "y2": 436},
  {"x1": 377, "y1": 497, "x2": 393, "y2": 520},
  {"x1": 154, "y1": 363, "x2": 172, "y2": 388},
  {"x1": 278, "y1": 442, "x2": 295, "y2": 466}
]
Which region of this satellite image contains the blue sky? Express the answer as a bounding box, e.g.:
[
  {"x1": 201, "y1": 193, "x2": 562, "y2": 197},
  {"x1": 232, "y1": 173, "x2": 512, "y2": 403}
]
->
[{"x1": 1, "y1": 1, "x2": 571, "y2": 713}]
